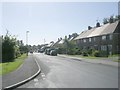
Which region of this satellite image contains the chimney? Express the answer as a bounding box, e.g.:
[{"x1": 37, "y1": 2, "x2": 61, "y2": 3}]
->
[
  {"x1": 96, "y1": 22, "x2": 100, "y2": 27},
  {"x1": 88, "y1": 26, "x2": 92, "y2": 30},
  {"x1": 58, "y1": 38, "x2": 60, "y2": 41}
]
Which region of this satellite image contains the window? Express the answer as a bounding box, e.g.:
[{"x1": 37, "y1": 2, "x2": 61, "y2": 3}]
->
[
  {"x1": 109, "y1": 34, "x2": 113, "y2": 40},
  {"x1": 80, "y1": 39, "x2": 83, "y2": 43},
  {"x1": 108, "y1": 45, "x2": 112, "y2": 55},
  {"x1": 102, "y1": 35, "x2": 106, "y2": 40},
  {"x1": 94, "y1": 45, "x2": 98, "y2": 50},
  {"x1": 83, "y1": 39, "x2": 86, "y2": 43},
  {"x1": 101, "y1": 45, "x2": 107, "y2": 51},
  {"x1": 89, "y1": 38, "x2": 91, "y2": 42},
  {"x1": 108, "y1": 45, "x2": 112, "y2": 51},
  {"x1": 93, "y1": 37, "x2": 96, "y2": 41}
]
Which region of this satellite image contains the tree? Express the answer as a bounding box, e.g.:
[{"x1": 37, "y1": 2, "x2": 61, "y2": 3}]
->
[
  {"x1": 115, "y1": 15, "x2": 120, "y2": 21},
  {"x1": 103, "y1": 18, "x2": 109, "y2": 24},
  {"x1": 109, "y1": 15, "x2": 114, "y2": 23},
  {"x1": 72, "y1": 33, "x2": 79, "y2": 38},
  {"x1": 2, "y1": 31, "x2": 27, "y2": 62},
  {"x1": 2, "y1": 33, "x2": 17, "y2": 62}
]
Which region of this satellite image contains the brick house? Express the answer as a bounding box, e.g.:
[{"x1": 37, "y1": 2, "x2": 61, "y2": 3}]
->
[{"x1": 74, "y1": 20, "x2": 120, "y2": 55}]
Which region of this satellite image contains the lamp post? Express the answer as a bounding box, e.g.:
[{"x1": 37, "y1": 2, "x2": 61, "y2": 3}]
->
[{"x1": 26, "y1": 31, "x2": 29, "y2": 56}]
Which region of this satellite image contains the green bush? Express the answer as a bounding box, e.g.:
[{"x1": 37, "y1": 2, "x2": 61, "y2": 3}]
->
[
  {"x1": 100, "y1": 51, "x2": 108, "y2": 57},
  {"x1": 92, "y1": 50, "x2": 108, "y2": 57},
  {"x1": 88, "y1": 48, "x2": 95, "y2": 56},
  {"x1": 67, "y1": 48, "x2": 76, "y2": 55},
  {"x1": 2, "y1": 35, "x2": 16, "y2": 62},
  {"x1": 75, "y1": 49, "x2": 82, "y2": 55},
  {"x1": 92, "y1": 50, "x2": 100, "y2": 57},
  {"x1": 82, "y1": 51, "x2": 88, "y2": 56},
  {"x1": 2, "y1": 33, "x2": 26, "y2": 62},
  {"x1": 58, "y1": 47, "x2": 66, "y2": 54}
]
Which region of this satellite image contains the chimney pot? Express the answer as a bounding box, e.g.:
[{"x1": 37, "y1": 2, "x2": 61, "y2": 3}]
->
[
  {"x1": 96, "y1": 22, "x2": 100, "y2": 27},
  {"x1": 88, "y1": 26, "x2": 92, "y2": 30}
]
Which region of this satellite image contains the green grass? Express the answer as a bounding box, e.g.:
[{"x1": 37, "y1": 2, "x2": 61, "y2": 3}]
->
[
  {"x1": 113, "y1": 60, "x2": 120, "y2": 62},
  {"x1": 108, "y1": 54, "x2": 120, "y2": 57},
  {"x1": 67, "y1": 55, "x2": 105, "y2": 59},
  {"x1": 0, "y1": 54, "x2": 27, "y2": 75},
  {"x1": 67, "y1": 54, "x2": 119, "y2": 60}
]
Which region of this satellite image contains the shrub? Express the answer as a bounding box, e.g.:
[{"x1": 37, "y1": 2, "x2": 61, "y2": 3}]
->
[
  {"x1": 67, "y1": 48, "x2": 76, "y2": 55},
  {"x1": 75, "y1": 49, "x2": 82, "y2": 55},
  {"x1": 88, "y1": 48, "x2": 94, "y2": 56},
  {"x1": 100, "y1": 51, "x2": 108, "y2": 57},
  {"x1": 92, "y1": 50, "x2": 100, "y2": 57},
  {"x1": 82, "y1": 51, "x2": 88, "y2": 56},
  {"x1": 2, "y1": 35, "x2": 16, "y2": 62},
  {"x1": 58, "y1": 47, "x2": 66, "y2": 54}
]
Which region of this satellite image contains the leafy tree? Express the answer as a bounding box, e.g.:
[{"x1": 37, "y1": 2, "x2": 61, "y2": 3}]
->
[
  {"x1": 2, "y1": 33, "x2": 17, "y2": 62},
  {"x1": 2, "y1": 31, "x2": 27, "y2": 62},
  {"x1": 109, "y1": 15, "x2": 114, "y2": 23},
  {"x1": 115, "y1": 15, "x2": 120, "y2": 21},
  {"x1": 72, "y1": 33, "x2": 79, "y2": 38},
  {"x1": 19, "y1": 45, "x2": 28, "y2": 54},
  {"x1": 103, "y1": 18, "x2": 109, "y2": 24}
]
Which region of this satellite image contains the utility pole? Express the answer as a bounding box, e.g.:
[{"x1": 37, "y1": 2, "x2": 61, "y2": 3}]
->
[
  {"x1": 26, "y1": 31, "x2": 29, "y2": 56},
  {"x1": 44, "y1": 38, "x2": 46, "y2": 45}
]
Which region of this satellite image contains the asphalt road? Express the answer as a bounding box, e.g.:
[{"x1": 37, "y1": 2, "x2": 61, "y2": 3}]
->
[{"x1": 18, "y1": 53, "x2": 118, "y2": 88}]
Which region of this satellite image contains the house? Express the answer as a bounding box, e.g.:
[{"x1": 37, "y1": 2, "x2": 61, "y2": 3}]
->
[{"x1": 74, "y1": 20, "x2": 120, "y2": 55}]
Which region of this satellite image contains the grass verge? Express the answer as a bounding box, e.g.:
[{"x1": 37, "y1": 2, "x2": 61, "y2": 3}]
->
[
  {"x1": 113, "y1": 60, "x2": 120, "y2": 62},
  {"x1": 0, "y1": 54, "x2": 27, "y2": 75},
  {"x1": 67, "y1": 55, "x2": 104, "y2": 59},
  {"x1": 67, "y1": 54, "x2": 119, "y2": 60}
]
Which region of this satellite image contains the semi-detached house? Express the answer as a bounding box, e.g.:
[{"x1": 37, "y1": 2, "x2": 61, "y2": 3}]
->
[{"x1": 74, "y1": 20, "x2": 120, "y2": 55}]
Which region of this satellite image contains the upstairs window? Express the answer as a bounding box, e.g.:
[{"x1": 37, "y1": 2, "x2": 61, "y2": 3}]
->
[
  {"x1": 93, "y1": 37, "x2": 96, "y2": 42},
  {"x1": 109, "y1": 34, "x2": 113, "y2": 40},
  {"x1": 102, "y1": 35, "x2": 106, "y2": 40},
  {"x1": 83, "y1": 39, "x2": 86, "y2": 43},
  {"x1": 89, "y1": 38, "x2": 91, "y2": 42}
]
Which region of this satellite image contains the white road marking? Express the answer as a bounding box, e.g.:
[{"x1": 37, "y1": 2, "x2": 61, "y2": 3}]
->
[
  {"x1": 34, "y1": 79, "x2": 38, "y2": 82},
  {"x1": 42, "y1": 78, "x2": 46, "y2": 80},
  {"x1": 41, "y1": 73, "x2": 46, "y2": 80},
  {"x1": 41, "y1": 74, "x2": 45, "y2": 77}
]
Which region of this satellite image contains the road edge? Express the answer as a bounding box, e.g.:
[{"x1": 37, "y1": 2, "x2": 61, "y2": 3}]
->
[
  {"x1": 58, "y1": 55, "x2": 119, "y2": 67},
  {"x1": 3, "y1": 55, "x2": 41, "y2": 90}
]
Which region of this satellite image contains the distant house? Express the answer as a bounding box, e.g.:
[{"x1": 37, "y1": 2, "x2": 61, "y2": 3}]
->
[{"x1": 74, "y1": 21, "x2": 120, "y2": 55}]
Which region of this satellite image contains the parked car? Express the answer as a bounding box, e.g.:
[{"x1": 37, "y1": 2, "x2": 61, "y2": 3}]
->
[
  {"x1": 50, "y1": 50, "x2": 57, "y2": 56},
  {"x1": 45, "y1": 48, "x2": 53, "y2": 55},
  {"x1": 38, "y1": 49, "x2": 44, "y2": 53},
  {"x1": 30, "y1": 51, "x2": 33, "y2": 54}
]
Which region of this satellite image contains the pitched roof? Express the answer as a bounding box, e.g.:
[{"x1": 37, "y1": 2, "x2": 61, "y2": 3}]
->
[
  {"x1": 58, "y1": 39, "x2": 64, "y2": 44},
  {"x1": 74, "y1": 21, "x2": 119, "y2": 40}
]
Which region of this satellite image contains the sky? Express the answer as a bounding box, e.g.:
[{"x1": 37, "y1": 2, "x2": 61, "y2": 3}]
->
[{"x1": 0, "y1": 1, "x2": 119, "y2": 45}]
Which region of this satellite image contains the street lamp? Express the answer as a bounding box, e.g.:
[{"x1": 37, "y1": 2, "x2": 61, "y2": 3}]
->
[{"x1": 26, "y1": 31, "x2": 29, "y2": 56}]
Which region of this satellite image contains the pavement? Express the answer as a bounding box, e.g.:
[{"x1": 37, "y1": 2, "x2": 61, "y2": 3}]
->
[
  {"x1": 2, "y1": 54, "x2": 41, "y2": 89},
  {"x1": 58, "y1": 54, "x2": 119, "y2": 67}
]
